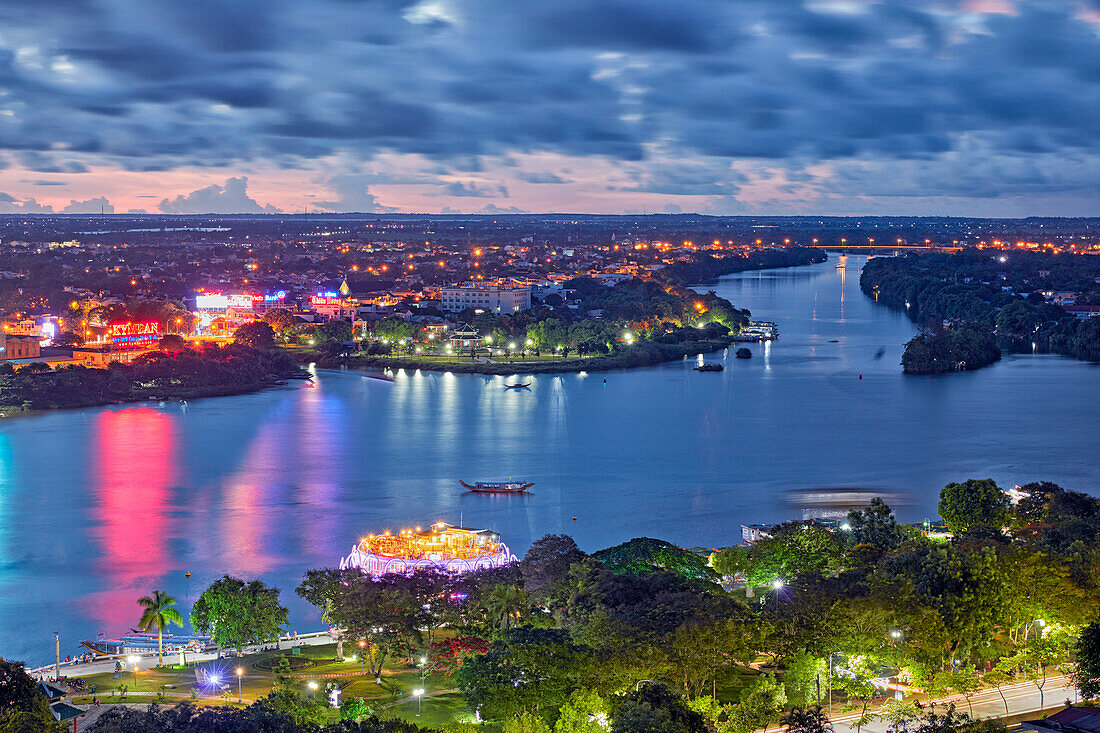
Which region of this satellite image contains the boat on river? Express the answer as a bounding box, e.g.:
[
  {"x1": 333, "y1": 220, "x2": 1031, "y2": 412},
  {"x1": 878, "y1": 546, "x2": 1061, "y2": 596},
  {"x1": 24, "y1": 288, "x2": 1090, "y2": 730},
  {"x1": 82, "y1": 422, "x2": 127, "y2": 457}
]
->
[
  {"x1": 461, "y1": 480, "x2": 533, "y2": 493},
  {"x1": 694, "y1": 363, "x2": 724, "y2": 372}
]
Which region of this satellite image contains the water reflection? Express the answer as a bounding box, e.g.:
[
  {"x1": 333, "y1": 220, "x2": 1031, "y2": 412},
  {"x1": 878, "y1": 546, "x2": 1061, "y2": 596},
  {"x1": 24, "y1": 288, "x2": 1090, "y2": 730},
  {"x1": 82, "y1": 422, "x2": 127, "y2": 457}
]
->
[{"x1": 88, "y1": 409, "x2": 176, "y2": 632}]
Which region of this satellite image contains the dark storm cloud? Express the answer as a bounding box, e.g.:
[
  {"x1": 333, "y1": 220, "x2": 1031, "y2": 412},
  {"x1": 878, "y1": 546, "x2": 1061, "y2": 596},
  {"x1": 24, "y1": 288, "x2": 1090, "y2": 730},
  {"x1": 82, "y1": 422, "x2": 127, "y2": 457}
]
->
[{"x1": 2, "y1": 0, "x2": 1100, "y2": 203}]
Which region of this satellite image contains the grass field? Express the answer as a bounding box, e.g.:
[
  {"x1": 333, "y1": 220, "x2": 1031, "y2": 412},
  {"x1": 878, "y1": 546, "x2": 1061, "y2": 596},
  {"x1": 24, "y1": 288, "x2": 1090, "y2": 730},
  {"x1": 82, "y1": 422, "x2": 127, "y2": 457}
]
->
[{"x1": 70, "y1": 641, "x2": 475, "y2": 726}]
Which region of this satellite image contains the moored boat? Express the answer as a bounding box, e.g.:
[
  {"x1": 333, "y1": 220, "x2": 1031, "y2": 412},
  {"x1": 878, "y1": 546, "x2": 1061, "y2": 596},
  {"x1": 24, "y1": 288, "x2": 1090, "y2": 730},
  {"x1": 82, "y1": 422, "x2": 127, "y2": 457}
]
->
[
  {"x1": 694, "y1": 363, "x2": 724, "y2": 372},
  {"x1": 461, "y1": 480, "x2": 533, "y2": 493}
]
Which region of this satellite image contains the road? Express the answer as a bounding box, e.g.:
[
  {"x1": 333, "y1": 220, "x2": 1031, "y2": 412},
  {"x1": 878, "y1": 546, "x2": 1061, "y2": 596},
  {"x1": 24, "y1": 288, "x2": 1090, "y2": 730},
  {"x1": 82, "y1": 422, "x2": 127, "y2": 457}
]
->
[{"x1": 831, "y1": 676, "x2": 1076, "y2": 733}]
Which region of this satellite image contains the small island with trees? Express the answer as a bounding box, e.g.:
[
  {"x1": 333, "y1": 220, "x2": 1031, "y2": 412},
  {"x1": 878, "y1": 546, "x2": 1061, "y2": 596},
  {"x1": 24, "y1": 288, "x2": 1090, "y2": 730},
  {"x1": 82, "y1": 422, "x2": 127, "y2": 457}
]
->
[{"x1": 860, "y1": 249, "x2": 1100, "y2": 374}]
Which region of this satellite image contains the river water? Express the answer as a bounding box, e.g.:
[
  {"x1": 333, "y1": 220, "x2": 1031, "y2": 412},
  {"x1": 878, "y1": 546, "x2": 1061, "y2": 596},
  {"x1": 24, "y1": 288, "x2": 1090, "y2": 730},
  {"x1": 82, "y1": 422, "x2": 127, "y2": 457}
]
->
[{"x1": 2, "y1": 256, "x2": 1097, "y2": 665}]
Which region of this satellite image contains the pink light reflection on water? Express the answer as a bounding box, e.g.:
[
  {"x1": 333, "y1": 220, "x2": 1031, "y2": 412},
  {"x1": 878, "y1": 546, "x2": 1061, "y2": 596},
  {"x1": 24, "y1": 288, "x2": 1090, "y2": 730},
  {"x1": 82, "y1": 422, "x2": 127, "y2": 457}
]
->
[{"x1": 85, "y1": 408, "x2": 177, "y2": 635}]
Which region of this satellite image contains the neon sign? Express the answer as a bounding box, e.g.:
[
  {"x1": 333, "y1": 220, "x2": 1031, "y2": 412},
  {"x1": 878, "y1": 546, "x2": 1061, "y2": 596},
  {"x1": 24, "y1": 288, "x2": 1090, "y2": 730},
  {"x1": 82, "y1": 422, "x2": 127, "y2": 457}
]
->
[
  {"x1": 109, "y1": 321, "x2": 160, "y2": 349},
  {"x1": 311, "y1": 296, "x2": 345, "y2": 307},
  {"x1": 195, "y1": 294, "x2": 228, "y2": 310},
  {"x1": 225, "y1": 294, "x2": 261, "y2": 309}
]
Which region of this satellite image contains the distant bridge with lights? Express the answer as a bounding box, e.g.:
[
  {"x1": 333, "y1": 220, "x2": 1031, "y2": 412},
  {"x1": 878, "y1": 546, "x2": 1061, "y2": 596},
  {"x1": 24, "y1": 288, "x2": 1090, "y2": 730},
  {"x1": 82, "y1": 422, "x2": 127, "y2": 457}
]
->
[{"x1": 825, "y1": 244, "x2": 963, "y2": 254}]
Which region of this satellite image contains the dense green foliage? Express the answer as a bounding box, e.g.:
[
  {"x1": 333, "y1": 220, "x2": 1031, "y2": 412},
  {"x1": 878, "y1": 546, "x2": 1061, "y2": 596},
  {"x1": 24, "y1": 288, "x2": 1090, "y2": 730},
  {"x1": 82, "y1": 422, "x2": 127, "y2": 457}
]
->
[
  {"x1": 0, "y1": 659, "x2": 61, "y2": 732},
  {"x1": 938, "y1": 479, "x2": 1010, "y2": 538},
  {"x1": 861, "y1": 251, "x2": 1100, "y2": 372},
  {"x1": 592, "y1": 538, "x2": 719, "y2": 582},
  {"x1": 91, "y1": 704, "x2": 428, "y2": 732},
  {"x1": 0, "y1": 343, "x2": 303, "y2": 410},
  {"x1": 900, "y1": 327, "x2": 1001, "y2": 374},
  {"x1": 657, "y1": 247, "x2": 827, "y2": 285},
  {"x1": 190, "y1": 576, "x2": 289, "y2": 654}
]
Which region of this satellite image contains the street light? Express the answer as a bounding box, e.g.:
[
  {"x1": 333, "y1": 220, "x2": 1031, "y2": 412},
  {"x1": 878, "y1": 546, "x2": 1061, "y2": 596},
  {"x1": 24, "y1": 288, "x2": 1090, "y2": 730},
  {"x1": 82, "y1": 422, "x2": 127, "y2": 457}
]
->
[
  {"x1": 127, "y1": 655, "x2": 139, "y2": 687},
  {"x1": 772, "y1": 579, "x2": 783, "y2": 611},
  {"x1": 208, "y1": 674, "x2": 220, "y2": 703},
  {"x1": 236, "y1": 667, "x2": 243, "y2": 704},
  {"x1": 359, "y1": 640, "x2": 367, "y2": 675},
  {"x1": 414, "y1": 687, "x2": 425, "y2": 718}
]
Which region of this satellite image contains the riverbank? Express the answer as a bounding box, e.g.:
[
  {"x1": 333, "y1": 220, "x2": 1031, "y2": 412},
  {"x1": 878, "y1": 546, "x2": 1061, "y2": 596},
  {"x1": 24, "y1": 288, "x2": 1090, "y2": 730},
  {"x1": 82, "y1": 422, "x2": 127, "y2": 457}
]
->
[
  {"x1": 0, "y1": 345, "x2": 308, "y2": 412},
  {"x1": 319, "y1": 335, "x2": 738, "y2": 374}
]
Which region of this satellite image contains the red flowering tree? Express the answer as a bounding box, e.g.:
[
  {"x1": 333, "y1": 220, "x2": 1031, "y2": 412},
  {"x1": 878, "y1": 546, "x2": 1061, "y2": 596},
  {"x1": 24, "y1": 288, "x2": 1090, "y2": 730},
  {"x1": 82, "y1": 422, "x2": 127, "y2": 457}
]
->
[{"x1": 427, "y1": 636, "x2": 490, "y2": 677}]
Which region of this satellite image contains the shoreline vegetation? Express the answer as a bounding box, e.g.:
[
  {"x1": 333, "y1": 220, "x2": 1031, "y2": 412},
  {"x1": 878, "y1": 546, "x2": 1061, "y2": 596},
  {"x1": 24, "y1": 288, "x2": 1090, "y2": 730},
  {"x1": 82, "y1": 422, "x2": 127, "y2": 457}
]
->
[
  {"x1": 0, "y1": 343, "x2": 307, "y2": 412},
  {"x1": 860, "y1": 250, "x2": 1100, "y2": 374},
  {"x1": 329, "y1": 334, "x2": 739, "y2": 375}
]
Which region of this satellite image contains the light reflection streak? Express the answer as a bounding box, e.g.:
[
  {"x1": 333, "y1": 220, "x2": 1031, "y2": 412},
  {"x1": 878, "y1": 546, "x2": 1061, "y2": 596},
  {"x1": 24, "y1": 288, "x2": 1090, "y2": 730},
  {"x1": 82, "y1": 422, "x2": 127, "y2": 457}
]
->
[{"x1": 88, "y1": 408, "x2": 176, "y2": 633}]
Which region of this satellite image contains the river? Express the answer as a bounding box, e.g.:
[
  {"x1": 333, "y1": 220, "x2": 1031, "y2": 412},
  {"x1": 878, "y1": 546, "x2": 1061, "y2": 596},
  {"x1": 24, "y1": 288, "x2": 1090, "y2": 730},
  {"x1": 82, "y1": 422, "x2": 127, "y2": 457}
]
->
[{"x1": 1, "y1": 255, "x2": 1097, "y2": 665}]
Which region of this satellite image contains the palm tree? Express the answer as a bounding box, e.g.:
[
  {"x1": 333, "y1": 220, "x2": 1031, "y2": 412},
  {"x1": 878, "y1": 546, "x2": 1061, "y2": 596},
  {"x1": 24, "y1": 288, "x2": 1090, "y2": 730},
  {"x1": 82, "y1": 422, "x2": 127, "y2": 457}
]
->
[
  {"x1": 482, "y1": 585, "x2": 528, "y2": 632},
  {"x1": 137, "y1": 590, "x2": 183, "y2": 667}
]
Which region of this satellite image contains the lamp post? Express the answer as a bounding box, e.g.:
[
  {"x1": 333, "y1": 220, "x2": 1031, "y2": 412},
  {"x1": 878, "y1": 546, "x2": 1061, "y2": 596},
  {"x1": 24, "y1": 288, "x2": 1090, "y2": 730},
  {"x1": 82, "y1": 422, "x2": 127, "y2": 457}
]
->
[
  {"x1": 359, "y1": 640, "x2": 367, "y2": 676},
  {"x1": 413, "y1": 688, "x2": 424, "y2": 719},
  {"x1": 208, "y1": 674, "x2": 220, "y2": 703},
  {"x1": 54, "y1": 633, "x2": 60, "y2": 681},
  {"x1": 772, "y1": 579, "x2": 783, "y2": 611},
  {"x1": 127, "y1": 655, "x2": 139, "y2": 687},
  {"x1": 236, "y1": 667, "x2": 243, "y2": 704}
]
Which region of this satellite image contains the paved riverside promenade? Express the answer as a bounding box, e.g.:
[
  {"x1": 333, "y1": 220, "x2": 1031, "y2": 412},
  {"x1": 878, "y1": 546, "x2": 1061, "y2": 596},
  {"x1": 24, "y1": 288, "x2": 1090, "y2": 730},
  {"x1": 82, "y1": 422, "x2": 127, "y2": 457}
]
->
[{"x1": 29, "y1": 629, "x2": 335, "y2": 681}]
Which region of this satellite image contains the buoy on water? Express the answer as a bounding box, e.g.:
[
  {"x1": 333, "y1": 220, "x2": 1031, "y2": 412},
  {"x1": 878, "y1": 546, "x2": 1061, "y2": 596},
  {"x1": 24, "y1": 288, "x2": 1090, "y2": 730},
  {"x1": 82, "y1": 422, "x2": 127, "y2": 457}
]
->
[{"x1": 572, "y1": 515, "x2": 577, "y2": 521}]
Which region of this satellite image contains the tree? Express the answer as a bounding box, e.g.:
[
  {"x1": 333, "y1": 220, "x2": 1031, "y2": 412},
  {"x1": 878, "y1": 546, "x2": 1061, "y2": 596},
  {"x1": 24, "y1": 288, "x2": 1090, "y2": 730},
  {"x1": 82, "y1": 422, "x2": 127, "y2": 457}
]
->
[
  {"x1": 315, "y1": 320, "x2": 353, "y2": 343},
  {"x1": 938, "y1": 479, "x2": 1009, "y2": 538},
  {"x1": 0, "y1": 659, "x2": 59, "y2": 732},
  {"x1": 52, "y1": 331, "x2": 84, "y2": 348},
  {"x1": 456, "y1": 627, "x2": 597, "y2": 722},
  {"x1": 731, "y1": 674, "x2": 788, "y2": 733},
  {"x1": 712, "y1": 522, "x2": 845, "y2": 588},
  {"x1": 503, "y1": 712, "x2": 553, "y2": 733},
  {"x1": 232, "y1": 321, "x2": 276, "y2": 350},
  {"x1": 934, "y1": 667, "x2": 981, "y2": 717},
  {"x1": 666, "y1": 618, "x2": 759, "y2": 698},
  {"x1": 483, "y1": 585, "x2": 529, "y2": 632},
  {"x1": 263, "y1": 308, "x2": 298, "y2": 333},
  {"x1": 340, "y1": 696, "x2": 372, "y2": 722},
  {"x1": 521, "y1": 534, "x2": 587, "y2": 609},
  {"x1": 554, "y1": 688, "x2": 609, "y2": 733},
  {"x1": 593, "y1": 537, "x2": 719, "y2": 583},
  {"x1": 610, "y1": 682, "x2": 707, "y2": 733},
  {"x1": 782, "y1": 706, "x2": 833, "y2": 733},
  {"x1": 190, "y1": 575, "x2": 289, "y2": 654},
  {"x1": 847, "y1": 498, "x2": 905, "y2": 559},
  {"x1": 879, "y1": 545, "x2": 1006, "y2": 659},
  {"x1": 137, "y1": 589, "x2": 183, "y2": 667},
  {"x1": 297, "y1": 568, "x2": 451, "y2": 680},
  {"x1": 1073, "y1": 621, "x2": 1100, "y2": 700},
  {"x1": 155, "y1": 334, "x2": 188, "y2": 352}
]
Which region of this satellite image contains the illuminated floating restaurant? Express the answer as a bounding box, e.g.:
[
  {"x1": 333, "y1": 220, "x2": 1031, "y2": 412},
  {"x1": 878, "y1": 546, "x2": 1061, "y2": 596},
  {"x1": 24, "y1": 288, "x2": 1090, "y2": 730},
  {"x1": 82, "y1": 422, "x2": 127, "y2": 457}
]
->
[{"x1": 339, "y1": 522, "x2": 516, "y2": 578}]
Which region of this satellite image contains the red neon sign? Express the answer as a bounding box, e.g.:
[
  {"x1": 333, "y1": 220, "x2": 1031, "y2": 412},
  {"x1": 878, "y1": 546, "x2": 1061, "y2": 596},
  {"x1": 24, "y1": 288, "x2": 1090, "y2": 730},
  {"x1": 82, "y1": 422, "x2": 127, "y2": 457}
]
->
[
  {"x1": 109, "y1": 321, "x2": 160, "y2": 349},
  {"x1": 311, "y1": 296, "x2": 345, "y2": 307}
]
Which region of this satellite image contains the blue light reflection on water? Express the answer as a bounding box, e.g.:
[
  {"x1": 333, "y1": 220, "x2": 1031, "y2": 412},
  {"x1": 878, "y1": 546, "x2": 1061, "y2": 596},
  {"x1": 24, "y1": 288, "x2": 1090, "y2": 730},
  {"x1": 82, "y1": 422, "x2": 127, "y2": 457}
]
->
[{"x1": 0, "y1": 256, "x2": 1098, "y2": 665}]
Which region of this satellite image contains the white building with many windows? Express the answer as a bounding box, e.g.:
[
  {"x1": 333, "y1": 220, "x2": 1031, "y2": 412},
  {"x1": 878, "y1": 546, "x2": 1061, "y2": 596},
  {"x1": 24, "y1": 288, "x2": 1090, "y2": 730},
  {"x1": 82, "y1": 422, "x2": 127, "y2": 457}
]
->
[{"x1": 440, "y1": 284, "x2": 531, "y2": 314}]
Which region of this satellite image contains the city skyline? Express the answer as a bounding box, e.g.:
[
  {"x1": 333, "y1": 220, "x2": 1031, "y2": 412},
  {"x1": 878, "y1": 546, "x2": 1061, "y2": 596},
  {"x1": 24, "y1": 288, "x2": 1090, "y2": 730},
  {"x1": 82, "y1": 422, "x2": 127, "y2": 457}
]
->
[{"x1": 4, "y1": 1, "x2": 1100, "y2": 217}]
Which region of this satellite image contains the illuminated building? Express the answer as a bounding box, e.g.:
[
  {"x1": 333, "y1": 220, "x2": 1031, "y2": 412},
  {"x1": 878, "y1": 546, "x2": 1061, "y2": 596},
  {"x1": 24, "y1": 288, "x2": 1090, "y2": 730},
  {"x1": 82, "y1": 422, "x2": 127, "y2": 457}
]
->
[
  {"x1": 440, "y1": 284, "x2": 531, "y2": 313},
  {"x1": 339, "y1": 522, "x2": 516, "y2": 578}
]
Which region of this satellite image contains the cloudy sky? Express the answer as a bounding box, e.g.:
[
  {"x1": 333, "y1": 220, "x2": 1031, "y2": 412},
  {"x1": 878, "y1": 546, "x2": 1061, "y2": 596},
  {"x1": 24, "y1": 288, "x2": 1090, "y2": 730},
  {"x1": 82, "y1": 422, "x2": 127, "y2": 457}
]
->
[{"x1": 2, "y1": 0, "x2": 1100, "y2": 216}]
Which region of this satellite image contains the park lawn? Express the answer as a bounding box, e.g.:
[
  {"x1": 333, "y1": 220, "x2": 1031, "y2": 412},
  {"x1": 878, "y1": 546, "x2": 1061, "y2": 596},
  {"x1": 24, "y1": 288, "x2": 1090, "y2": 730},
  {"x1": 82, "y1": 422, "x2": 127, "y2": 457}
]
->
[{"x1": 382, "y1": 691, "x2": 474, "y2": 729}]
